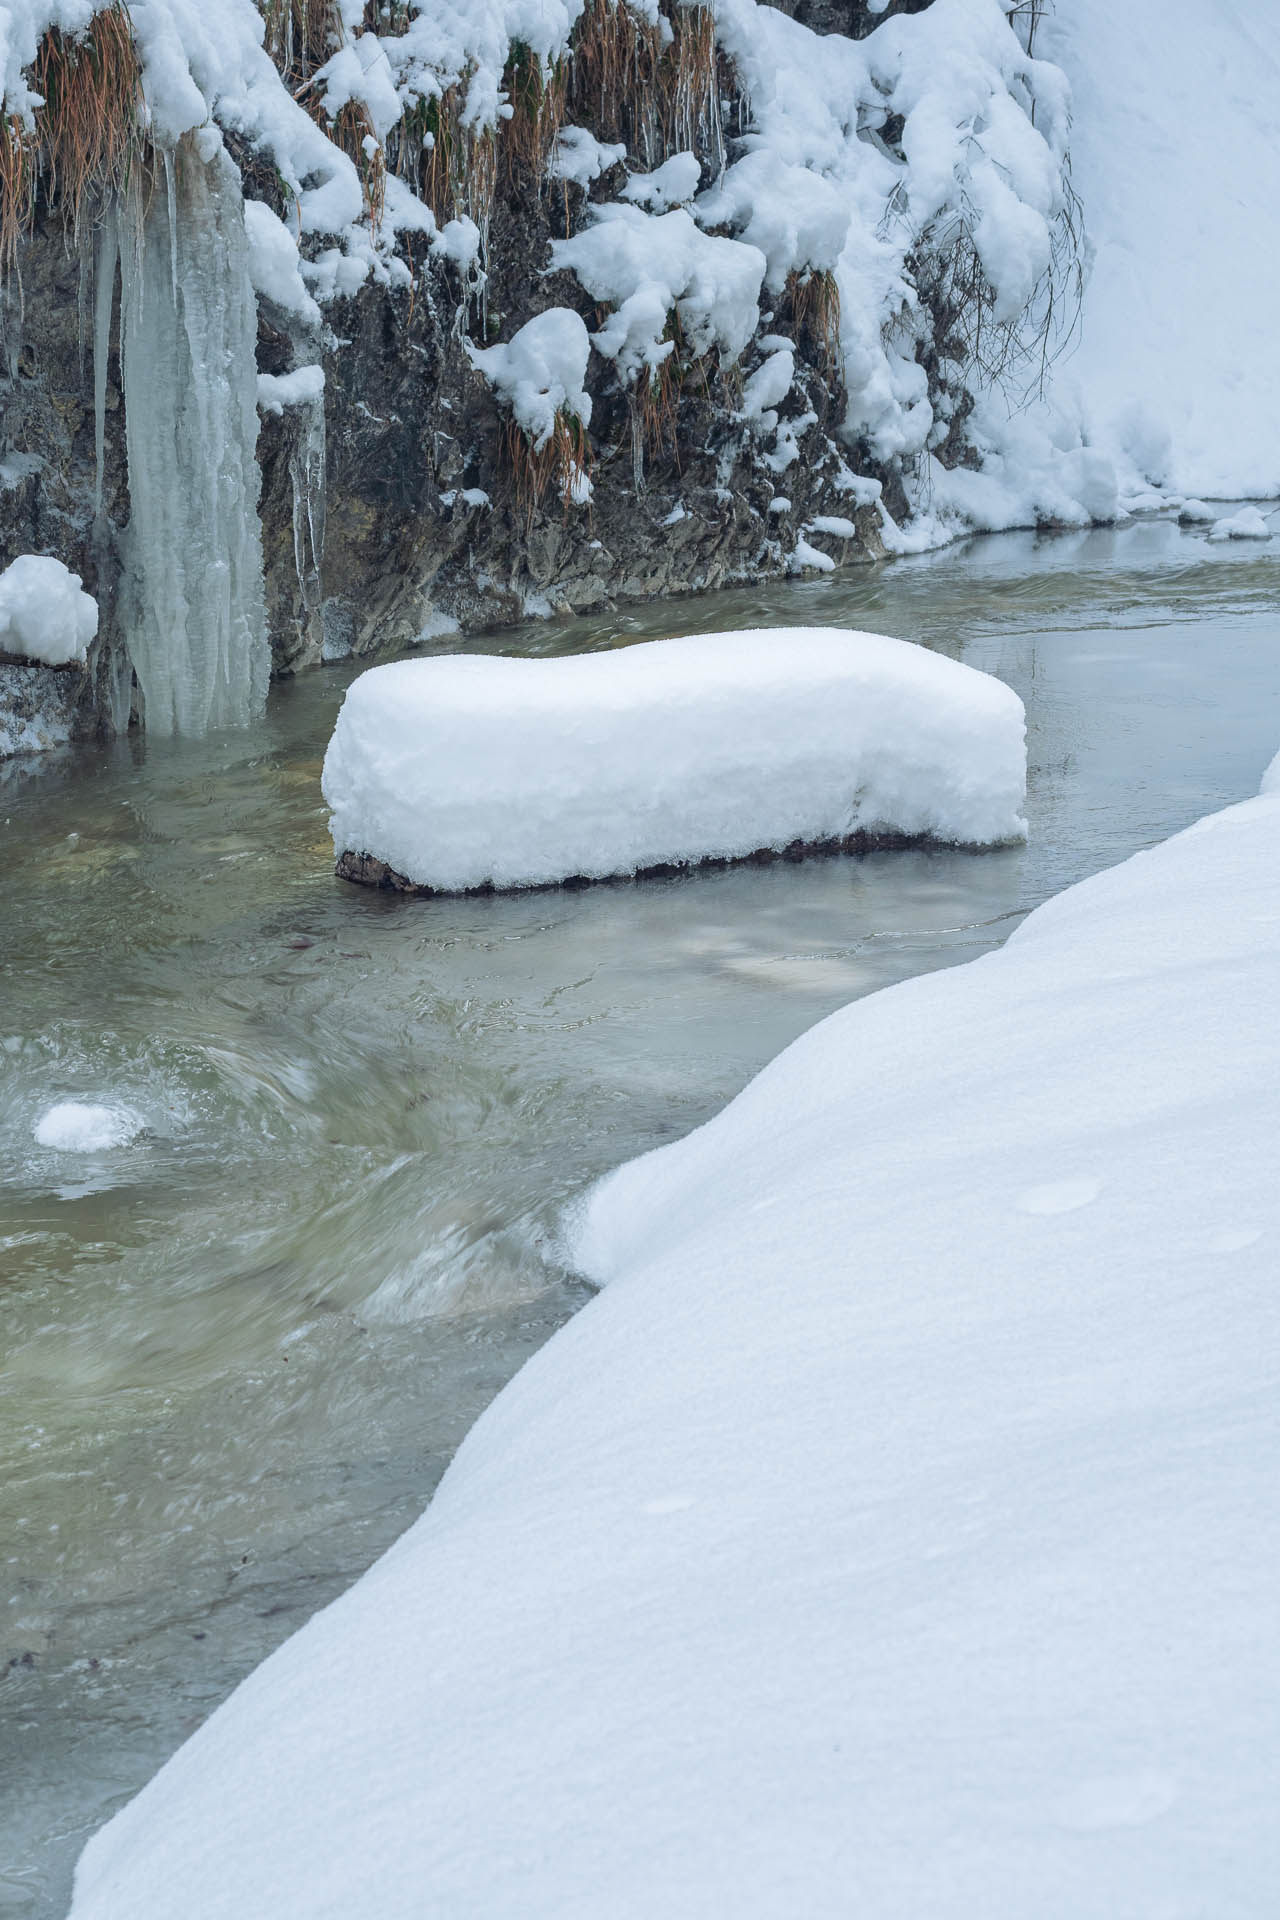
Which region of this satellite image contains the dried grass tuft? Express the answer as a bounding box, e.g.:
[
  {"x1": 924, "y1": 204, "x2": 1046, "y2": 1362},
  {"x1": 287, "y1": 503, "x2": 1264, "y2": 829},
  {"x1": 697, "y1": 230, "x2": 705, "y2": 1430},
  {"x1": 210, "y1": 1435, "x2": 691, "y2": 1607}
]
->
[
  {"x1": 504, "y1": 406, "x2": 592, "y2": 525},
  {"x1": 565, "y1": 0, "x2": 719, "y2": 175},
  {"x1": 786, "y1": 267, "x2": 842, "y2": 383},
  {"x1": 0, "y1": 115, "x2": 35, "y2": 271},
  {"x1": 499, "y1": 40, "x2": 566, "y2": 191}
]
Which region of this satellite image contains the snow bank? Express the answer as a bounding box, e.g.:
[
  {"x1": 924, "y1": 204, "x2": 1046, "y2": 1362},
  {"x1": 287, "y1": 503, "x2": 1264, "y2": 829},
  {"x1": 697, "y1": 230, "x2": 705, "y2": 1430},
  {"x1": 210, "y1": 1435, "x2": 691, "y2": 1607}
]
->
[
  {"x1": 321, "y1": 629, "x2": 1027, "y2": 892},
  {"x1": 0, "y1": 555, "x2": 97, "y2": 666},
  {"x1": 70, "y1": 758, "x2": 1280, "y2": 1919},
  {"x1": 33, "y1": 1102, "x2": 144, "y2": 1152},
  {"x1": 1038, "y1": 0, "x2": 1280, "y2": 503}
]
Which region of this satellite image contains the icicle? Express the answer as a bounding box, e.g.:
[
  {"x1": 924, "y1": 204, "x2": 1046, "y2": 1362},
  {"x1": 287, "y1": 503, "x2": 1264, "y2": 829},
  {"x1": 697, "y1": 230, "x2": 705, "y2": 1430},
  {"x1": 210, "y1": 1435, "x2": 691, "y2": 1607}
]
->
[
  {"x1": 162, "y1": 147, "x2": 178, "y2": 304},
  {"x1": 93, "y1": 216, "x2": 118, "y2": 518},
  {"x1": 77, "y1": 244, "x2": 90, "y2": 386},
  {"x1": 116, "y1": 134, "x2": 269, "y2": 736},
  {"x1": 288, "y1": 383, "x2": 326, "y2": 609}
]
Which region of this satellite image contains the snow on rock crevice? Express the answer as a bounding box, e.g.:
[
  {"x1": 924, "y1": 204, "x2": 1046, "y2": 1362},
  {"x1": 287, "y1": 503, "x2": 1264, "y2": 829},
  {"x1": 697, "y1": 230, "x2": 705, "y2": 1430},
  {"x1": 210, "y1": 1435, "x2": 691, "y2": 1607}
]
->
[{"x1": 320, "y1": 627, "x2": 1027, "y2": 894}]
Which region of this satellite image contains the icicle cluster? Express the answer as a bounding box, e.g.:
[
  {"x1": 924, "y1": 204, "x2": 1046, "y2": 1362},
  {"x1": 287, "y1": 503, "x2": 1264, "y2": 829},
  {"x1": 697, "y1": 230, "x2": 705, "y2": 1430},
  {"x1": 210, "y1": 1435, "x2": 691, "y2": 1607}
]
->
[{"x1": 101, "y1": 132, "x2": 269, "y2": 735}]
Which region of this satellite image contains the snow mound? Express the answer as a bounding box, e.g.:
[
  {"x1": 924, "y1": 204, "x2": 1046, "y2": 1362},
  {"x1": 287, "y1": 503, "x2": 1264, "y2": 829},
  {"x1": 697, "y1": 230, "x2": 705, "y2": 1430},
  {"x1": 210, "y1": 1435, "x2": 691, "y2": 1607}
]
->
[
  {"x1": 68, "y1": 762, "x2": 1280, "y2": 1919},
  {"x1": 321, "y1": 629, "x2": 1027, "y2": 893},
  {"x1": 0, "y1": 555, "x2": 97, "y2": 666},
  {"x1": 1207, "y1": 507, "x2": 1272, "y2": 544},
  {"x1": 34, "y1": 1101, "x2": 144, "y2": 1152}
]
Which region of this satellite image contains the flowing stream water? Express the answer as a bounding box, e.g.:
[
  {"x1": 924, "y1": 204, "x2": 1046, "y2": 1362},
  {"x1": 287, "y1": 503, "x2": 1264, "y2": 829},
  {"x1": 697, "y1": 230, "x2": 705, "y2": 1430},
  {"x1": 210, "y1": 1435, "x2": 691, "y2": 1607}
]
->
[{"x1": 2, "y1": 518, "x2": 1279, "y2": 1913}]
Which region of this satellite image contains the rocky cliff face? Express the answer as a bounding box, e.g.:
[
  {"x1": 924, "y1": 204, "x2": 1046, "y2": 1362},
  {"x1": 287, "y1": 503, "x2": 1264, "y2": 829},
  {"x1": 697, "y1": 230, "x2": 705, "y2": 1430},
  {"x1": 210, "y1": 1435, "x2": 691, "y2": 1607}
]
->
[
  {"x1": 0, "y1": 137, "x2": 884, "y2": 746},
  {"x1": 0, "y1": 0, "x2": 1073, "y2": 749}
]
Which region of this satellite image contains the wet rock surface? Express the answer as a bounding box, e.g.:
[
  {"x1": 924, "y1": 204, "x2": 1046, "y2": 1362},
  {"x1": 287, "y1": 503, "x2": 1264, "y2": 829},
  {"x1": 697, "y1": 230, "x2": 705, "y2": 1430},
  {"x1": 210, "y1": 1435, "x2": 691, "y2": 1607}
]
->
[{"x1": 335, "y1": 830, "x2": 923, "y2": 898}]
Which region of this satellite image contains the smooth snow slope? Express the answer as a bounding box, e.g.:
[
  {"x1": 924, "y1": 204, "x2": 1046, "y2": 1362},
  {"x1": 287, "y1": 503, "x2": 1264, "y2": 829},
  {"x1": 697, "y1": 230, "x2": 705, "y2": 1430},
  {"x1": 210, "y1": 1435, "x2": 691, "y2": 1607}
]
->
[
  {"x1": 1042, "y1": 0, "x2": 1280, "y2": 500},
  {"x1": 71, "y1": 760, "x2": 1280, "y2": 1918}
]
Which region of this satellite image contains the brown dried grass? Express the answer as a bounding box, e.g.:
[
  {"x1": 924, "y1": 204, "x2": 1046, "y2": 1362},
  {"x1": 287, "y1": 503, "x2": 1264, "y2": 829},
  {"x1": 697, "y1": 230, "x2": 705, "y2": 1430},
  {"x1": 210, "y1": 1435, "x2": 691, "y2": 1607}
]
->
[
  {"x1": 505, "y1": 407, "x2": 592, "y2": 525},
  {"x1": 0, "y1": 6, "x2": 146, "y2": 269},
  {"x1": 565, "y1": 0, "x2": 718, "y2": 172},
  {"x1": 786, "y1": 267, "x2": 842, "y2": 382}
]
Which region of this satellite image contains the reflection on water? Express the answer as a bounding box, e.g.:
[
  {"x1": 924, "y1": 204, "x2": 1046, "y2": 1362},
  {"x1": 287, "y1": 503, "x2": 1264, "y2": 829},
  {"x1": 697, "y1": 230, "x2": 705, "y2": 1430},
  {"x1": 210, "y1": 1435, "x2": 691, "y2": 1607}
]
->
[{"x1": 3, "y1": 516, "x2": 1280, "y2": 1914}]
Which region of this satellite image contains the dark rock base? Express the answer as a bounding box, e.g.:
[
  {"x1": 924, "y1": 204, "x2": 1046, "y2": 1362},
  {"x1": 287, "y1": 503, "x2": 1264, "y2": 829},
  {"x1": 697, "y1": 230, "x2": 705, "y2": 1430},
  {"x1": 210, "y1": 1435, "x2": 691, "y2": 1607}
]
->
[{"x1": 335, "y1": 830, "x2": 941, "y2": 898}]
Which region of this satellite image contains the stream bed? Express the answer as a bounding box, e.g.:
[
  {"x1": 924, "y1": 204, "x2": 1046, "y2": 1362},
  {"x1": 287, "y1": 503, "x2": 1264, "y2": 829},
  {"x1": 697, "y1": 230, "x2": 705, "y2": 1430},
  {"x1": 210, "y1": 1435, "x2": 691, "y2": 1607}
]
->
[{"x1": 3, "y1": 517, "x2": 1279, "y2": 1914}]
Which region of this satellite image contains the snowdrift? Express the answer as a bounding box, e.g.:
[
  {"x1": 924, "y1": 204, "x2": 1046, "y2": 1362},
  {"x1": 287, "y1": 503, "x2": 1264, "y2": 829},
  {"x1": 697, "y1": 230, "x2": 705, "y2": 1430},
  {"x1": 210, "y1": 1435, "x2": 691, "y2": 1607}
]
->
[
  {"x1": 1039, "y1": 0, "x2": 1280, "y2": 504},
  {"x1": 71, "y1": 755, "x2": 1280, "y2": 1918},
  {"x1": 321, "y1": 628, "x2": 1028, "y2": 893}
]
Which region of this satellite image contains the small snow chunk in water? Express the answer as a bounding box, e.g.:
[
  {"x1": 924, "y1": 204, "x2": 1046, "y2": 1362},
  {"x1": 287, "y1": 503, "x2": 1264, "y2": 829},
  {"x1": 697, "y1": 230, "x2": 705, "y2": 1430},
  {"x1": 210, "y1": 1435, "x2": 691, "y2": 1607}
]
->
[
  {"x1": 1177, "y1": 499, "x2": 1216, "y2": 525},
  {"x1": 0, "y1": 557, "x2": 98, "y2": 666},
  {"x1": 34, "y1": 1102, "x2": 143, "y2": 1152},
  {"x1": 1207, "y1": 507, "x2": 1272, "y2": 542}
]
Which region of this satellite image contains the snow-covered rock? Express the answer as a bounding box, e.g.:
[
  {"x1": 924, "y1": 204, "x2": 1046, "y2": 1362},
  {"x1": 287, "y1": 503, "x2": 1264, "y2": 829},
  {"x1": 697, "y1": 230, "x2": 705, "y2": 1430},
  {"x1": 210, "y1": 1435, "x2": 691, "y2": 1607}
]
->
[
  {"x1": 242, "y1": 200, "x2": 322, "y2": 326},
  {"x1": 321, "y1": 629, "x2": 1027, "y2": 893},
  {"x1": 620, "y1": 151, "x2": 701, "y2": 214},
  {"x1": 0, "y1": 555, "x2": 97, "y2": 666},
  {"x1": 1207, "y1": 507, "x2": 1272, "y2": 543},
  {"x1": 69, "y1": 755, "x2": 1280, "y2": 1919}
]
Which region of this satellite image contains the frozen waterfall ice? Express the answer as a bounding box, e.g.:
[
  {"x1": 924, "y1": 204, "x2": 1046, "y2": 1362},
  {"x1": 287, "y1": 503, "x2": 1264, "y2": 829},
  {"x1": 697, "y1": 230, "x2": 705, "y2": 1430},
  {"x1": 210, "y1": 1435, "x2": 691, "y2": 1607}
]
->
[{"x1": 112, "y1": 133, "x2": 270, "y2": 736}]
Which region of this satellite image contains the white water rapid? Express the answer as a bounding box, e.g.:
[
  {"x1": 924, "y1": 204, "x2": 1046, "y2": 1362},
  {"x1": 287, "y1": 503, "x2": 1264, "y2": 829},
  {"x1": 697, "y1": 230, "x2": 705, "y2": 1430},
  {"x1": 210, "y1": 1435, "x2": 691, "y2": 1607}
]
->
[{"x1": 105, "y1": 130, "x2": 270, "y2": 735}]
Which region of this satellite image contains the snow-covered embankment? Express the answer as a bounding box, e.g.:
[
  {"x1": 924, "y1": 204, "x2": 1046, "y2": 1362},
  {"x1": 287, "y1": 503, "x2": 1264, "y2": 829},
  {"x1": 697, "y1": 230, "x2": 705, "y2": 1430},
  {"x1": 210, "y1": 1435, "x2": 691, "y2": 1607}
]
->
[
  {"x1": 71, "y1": 751, "x2": 1280, "y2": 1914},
  {"x1": 322, "y1": 628, "x2": 1027, "y2": 892}
]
